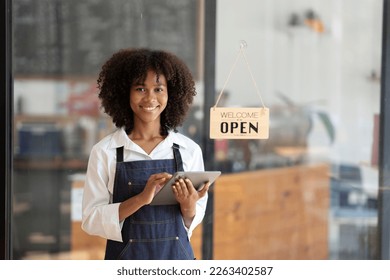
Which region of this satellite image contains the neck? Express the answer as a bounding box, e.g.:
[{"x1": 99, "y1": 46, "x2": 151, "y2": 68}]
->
[
  {"x1": 128, "y1": 125, "x2": 166, "y2": 155},
  {"x1": 129, "y1": 124, "x2": 162, "y2": 141}
]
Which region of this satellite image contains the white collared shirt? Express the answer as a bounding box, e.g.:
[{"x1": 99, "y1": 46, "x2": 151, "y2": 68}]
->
[{"x1": 81, "y1": 128, "x2": 207, "y2": 242}]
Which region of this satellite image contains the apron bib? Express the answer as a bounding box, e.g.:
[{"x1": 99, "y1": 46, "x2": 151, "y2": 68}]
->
[{"x1": 104, "y1": 144, "x2": 194, "y2": 260}]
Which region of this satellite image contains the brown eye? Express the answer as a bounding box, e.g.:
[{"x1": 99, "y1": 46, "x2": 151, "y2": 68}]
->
[{"x1": 135, "y1": 87, "x2": 145, "y2": 92}]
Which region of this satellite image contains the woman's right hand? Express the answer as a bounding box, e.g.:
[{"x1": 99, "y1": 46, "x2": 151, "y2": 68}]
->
[
  {"x1": 119, "y1": 172, "x2": 172, "y2": 221},
  {"x1": 140, "y1": 172, "x2": 172, "y2": 205}
]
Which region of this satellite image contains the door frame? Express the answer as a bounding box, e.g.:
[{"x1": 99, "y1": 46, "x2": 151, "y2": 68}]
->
[
  {"x1": 378, "y1": 0, "x2": 390, "y2": 260},
  {"x1": 1, "y1": 0, "x2": 13, "y2": 260}
]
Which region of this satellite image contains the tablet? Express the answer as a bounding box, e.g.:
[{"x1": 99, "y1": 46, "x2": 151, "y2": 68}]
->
[{"x1": 150, "y1": 171, "x2": 221, "y2": 206}]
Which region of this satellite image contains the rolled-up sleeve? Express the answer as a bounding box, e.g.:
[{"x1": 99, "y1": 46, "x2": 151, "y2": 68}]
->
[
  {"x1": 81, "y1": 145, "x2": 123, "y2": 242},
  {"x1": 182, "y1": 144, "x2": 208, "y2": 239},
  {"x1": 186, "y1": 194, "x2": 208, "y2": 240}
]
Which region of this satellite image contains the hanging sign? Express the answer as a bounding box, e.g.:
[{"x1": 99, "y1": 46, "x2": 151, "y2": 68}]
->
[
  {"x1": 209, "y1": 41, "x2": 270, "y2": 139},
  {"x1": 210, "y1": 107, "x2": 269, "y2": 139}
]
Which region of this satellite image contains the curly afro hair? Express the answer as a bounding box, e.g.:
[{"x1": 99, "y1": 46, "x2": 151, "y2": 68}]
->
[{"x1": 97, "y1": 48, "x2": 197, "y2": 136}]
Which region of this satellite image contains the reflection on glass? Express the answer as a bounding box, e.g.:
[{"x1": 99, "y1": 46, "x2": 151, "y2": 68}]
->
[
  {"x1": 12, "y1": 0, "x2": 381, "y2": 260},
  {"x1": 12, "y1": 0, "x2": 202, "y2": 260},
  {"x1": 213, "y1": 0, "x2": 381, "y2": 260}
]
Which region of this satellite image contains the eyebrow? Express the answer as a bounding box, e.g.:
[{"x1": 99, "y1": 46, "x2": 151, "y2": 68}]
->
[{"x1": 132, "y1": 81, "x2": 166, "y2": 87}]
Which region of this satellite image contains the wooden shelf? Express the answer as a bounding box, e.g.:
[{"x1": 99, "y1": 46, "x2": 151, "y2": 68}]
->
[{"x1": 14, "y1": 158, "x2": 88, "y2": 170}]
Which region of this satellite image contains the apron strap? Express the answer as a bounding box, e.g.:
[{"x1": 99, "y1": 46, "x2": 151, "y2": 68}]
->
[
  {"x1": 172, "y1": 143, "x2": 184, "y2": 172},
  {"x1": 116, "y1": 146, "x2": 124, "y2": 163}
]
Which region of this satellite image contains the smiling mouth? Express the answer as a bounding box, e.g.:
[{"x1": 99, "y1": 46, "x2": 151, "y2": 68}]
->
[{"x1": 141, "y1": 106, "x2": 159, "y2": 111}]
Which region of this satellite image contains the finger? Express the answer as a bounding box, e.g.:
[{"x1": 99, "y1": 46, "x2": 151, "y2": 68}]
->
[
  {"x1": 198, "y1": 182, "x2": 210, "y2": 197},
  {"x1": 163, "y1": 173, "x2": 173, "y2": 179},
  {"x1": 197, "y1": 181, "x2": 209, "y2": 191},
  {"x1": 178, "y1": 178, "x2": 190, "y2": 194},
  {"x1": 172, "y1": 180, "x2": 182, "y2": 194},
  {"x1": 155, "y1": 177, "x2": 169, "y2": 185},
  {"x1": 172, "y1": 183, "x2": 183, "y2": 199},
  {"x1": 154, "y1": 184, "x2": 163, "y2": 194},
  {"x1": 145, "y1": 178, "x2": 165, "y2": 194},
  {"x1": 152, "y1": 172, "x2": 172, "y2": 180},
  {"x1": 184, "y1": 178, "x2": 196, "y2": 194}
]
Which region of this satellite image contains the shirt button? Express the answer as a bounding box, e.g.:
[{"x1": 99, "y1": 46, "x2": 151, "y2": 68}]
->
[{"x1": 128, "y1": 181, "x2": 132, "y2": 186}]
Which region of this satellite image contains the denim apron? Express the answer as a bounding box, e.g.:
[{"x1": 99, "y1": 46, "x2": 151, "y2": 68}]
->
[{"x1": 104, "y1": 144, "x2": 195, "y2": 260}]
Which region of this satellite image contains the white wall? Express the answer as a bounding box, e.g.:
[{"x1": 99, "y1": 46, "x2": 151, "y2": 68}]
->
[{"x1": 215, "y1": 0, "x2": 382, "y2": 165}]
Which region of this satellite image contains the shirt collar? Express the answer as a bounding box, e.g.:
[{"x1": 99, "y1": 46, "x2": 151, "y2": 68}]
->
[
  {"x1": 107, "y1": 128, "x2": 188, "y2": 150},
  {"x1": 164, "y1": 130, "x2": 188, "y2": 150}
]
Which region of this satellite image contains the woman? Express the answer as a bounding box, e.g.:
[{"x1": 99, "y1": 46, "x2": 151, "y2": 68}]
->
[{"x1": 82, "y1": 48, "x2": 209, "y2": 260}]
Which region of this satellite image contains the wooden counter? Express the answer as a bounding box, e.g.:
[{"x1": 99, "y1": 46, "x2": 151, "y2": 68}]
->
[{"x1": 212, "y1": 163, "x2": 329, "y2": 259}]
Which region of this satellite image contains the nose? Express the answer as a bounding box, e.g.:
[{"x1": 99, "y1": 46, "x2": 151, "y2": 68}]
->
[{"x1": 143, "y1": 90, "x2": 157, "y2": 101}]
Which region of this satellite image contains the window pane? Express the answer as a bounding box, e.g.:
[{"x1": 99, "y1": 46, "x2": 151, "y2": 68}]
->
[
  {"x1": 11, "y1": 0, "x2": 382, "y2": 260},
  {"x1": 213, "y1": 0, "x2": 381, "y2": 259},
  {"x1": 12, "y1": 0, "x2": 202, "y2": 260}
]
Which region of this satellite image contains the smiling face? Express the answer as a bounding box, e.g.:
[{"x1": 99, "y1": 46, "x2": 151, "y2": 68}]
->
[{"x1": 129, "y1": 70, "x2": 168, "y2": 128}]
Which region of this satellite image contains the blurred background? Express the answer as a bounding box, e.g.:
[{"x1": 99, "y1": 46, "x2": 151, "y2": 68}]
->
[{"x1": 10, "y1": 0, "x2": 382, "y2": 259}]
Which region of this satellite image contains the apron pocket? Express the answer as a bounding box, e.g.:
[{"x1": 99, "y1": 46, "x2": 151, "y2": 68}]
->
[{"x1": 118, "y1": 236, "x2": 193, "y2": 260}]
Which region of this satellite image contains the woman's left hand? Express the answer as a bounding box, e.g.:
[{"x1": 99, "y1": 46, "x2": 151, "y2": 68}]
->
[{"x1": 172, "y1": 178, "x2": 209, "y2": 227}]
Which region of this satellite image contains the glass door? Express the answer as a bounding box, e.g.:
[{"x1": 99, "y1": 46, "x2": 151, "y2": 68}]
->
[
  {"x1": 211, "y1": 0, "x2": 382, "y2": 259},
  {"x1": 6, "y1": 0, "x2": 389, "y2": 260},
  {"x1": 11, "y1": 0, "x2": 204, "y2": 260}
]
